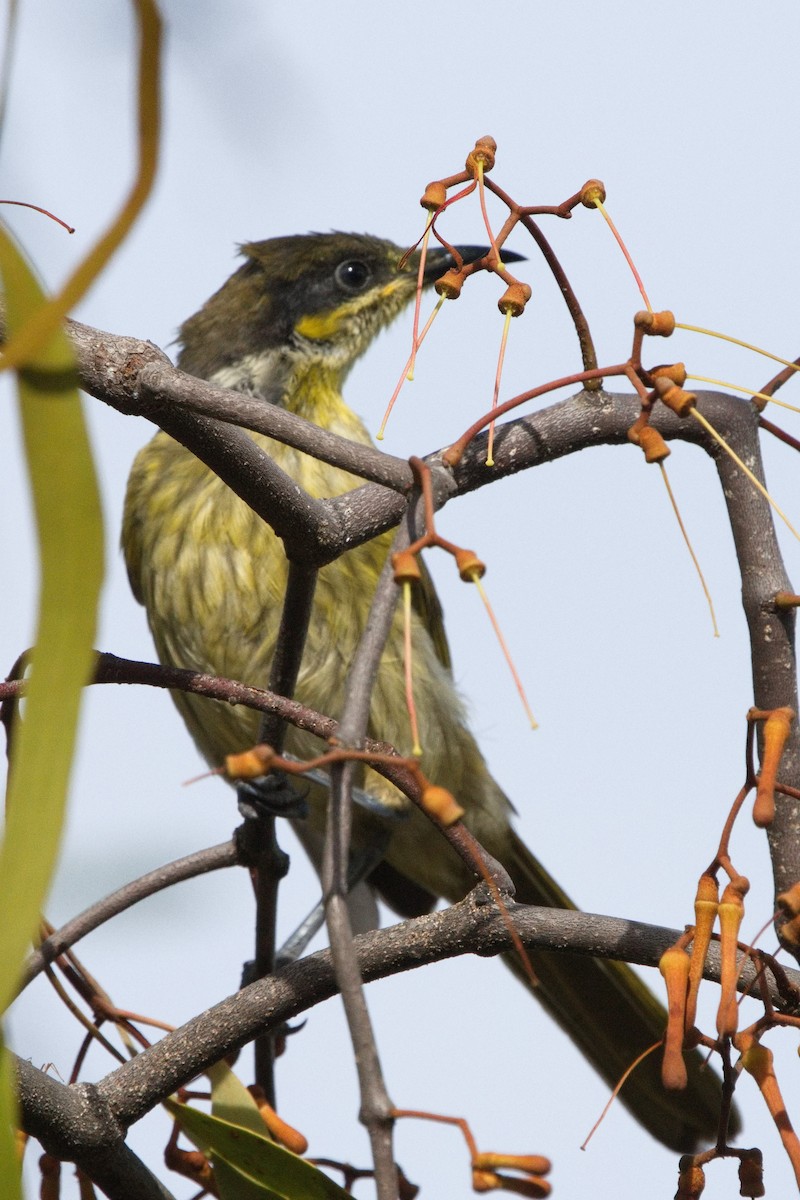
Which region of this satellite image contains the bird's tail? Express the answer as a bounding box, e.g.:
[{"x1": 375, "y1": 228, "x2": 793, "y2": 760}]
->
[{"x1": 502, "y1": 829, "x2": 736, "y2": 1152}]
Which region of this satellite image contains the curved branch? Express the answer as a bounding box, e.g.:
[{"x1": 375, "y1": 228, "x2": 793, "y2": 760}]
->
[
  {"x1": 708, "y1": 404, "x2": 800, "y2": 898},
  {"x1": 137, "y1": 360, "x2": 413, "y2": 491},
  {"x1": 15, "y1": 1059, "x2": 176, "y2": 1200},
  {"x1": 20, "y1": 840, "x2": 238, "y2": 991},
  {"x1": 89, "y1": 896, "x2": 800, "y2": 1131}
]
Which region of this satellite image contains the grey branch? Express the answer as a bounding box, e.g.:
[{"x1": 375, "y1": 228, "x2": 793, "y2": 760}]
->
[
  {"x1": 16, "y1": 897, "x2": 799, "y2": 1149},
  {"x1": 20, "y1": 841, "x2": 239, "y2": 992}
]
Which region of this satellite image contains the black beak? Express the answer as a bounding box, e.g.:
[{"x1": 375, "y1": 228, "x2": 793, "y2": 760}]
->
[{"x1": 421, "y1": 243, "x2": 526, "y2": 282}]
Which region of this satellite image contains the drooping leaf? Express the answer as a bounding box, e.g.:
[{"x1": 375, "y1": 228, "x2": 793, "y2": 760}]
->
[{"x1": 165, "y1": 1097, "x2": 354, "y2": 1200}]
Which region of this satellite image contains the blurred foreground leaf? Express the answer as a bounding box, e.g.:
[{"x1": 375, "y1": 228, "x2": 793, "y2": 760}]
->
[{"x1": 0, "y1": 225, "x2": 104, "y2": 1197}]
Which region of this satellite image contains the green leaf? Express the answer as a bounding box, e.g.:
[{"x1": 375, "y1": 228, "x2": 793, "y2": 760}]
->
[
  {"x1": 0, "y1": 223, "x2": 104, "y2": 1015},
  {"x1": 208, "y1": 1061, "x2": 288, "y2": 1200},
  {"x1": 208, "y1": 1060, "x2": 274, "y2": 1138},
  {"x1": 165, "y1": 1098, "x2": 354, "y2": 1200}
]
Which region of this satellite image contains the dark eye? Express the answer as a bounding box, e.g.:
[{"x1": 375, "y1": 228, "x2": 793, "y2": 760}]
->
[{"x1": 335, "y1": 259, "x2": 371, "y2": 292}]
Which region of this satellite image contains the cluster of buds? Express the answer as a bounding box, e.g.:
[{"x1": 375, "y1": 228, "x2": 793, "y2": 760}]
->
[
  {"x1": 417, "y1": 136, "x2": 531, "y2": 314},
  {"x1": 472, "y1": 1149, "x2": 551, "y2": 1197}
]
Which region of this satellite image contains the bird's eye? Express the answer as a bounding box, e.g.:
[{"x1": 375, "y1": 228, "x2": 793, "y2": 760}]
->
[{"x1": 335, "y1": 259, "x2": 371, "y2": 292}]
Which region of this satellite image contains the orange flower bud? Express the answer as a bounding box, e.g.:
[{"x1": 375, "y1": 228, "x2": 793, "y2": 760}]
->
[
  {"x1": 473, "y1": 1153, "x2": 551, "y2": 1177},
  {"x1": 687, "y1": 874, "x2": 719, "y2": 1030},
  {"x1": 738, "y1": 1149, "x2": 765, "y2": 1197},
  {"x1": 580, "y1": 179, "x2": 606, "y2": 207},
  {"x1": 654, "y1": 377, "x2": 697, "y2": 417},
  {"x1": 651, "y1": 362, "x2": 688, "y2": 386},
  {"x1": 434, "y1": 268, "x2": 466, "y2": 300},
  {"x1": 455, "y1": 548, "x2": 486, "y2": 582},
  {"x1": 498, "y1": 282, "x2": 532, "y2": 317},
  {"x1": 634, "y1": 309, "x2": 676, "y2": 337},
  {"x1": 164, "y1": 1142, "x2": 214, "y2": 1187},
  {"x1": 636, "y1": 425, "x2": 671, "y2": 463},
  {"x1": 421, "y1": 784, "x2": 465, "y2": 827},
  {"x1": 739, "y1": 1034, "x2": 800, "y2": 1180},
  {"x1": 675, "y1": 1155, "x2": 705, "y2": 1199},
  {"x1": 247, "y1": 1086, "x2": 309, "y2": 1155},
  {"x1": 420, "y1": 181, "x2": 447, "y2": 211},
  {"x1": 472, "y1": 1169, "x2": 551, "y2": 1197},
  {"x1": 740, "y1": 1039, "x2": 789, "y2": 1124},
  {"x1": 717, "y1": 876, "x2": 749, "y2": 1037},
  {"x1": 659, "y1": 946, "x2": 691, "y2": 1089},
  {"x1": 753, "y1": 706, "x2": 794, "y2": 828},
  {"x1": 224, "y1": 744, "x2": 276, "y2": 781},
  {"x1": 392, "y1": 550, "x2": 422, "y2": 584},
  {"x1": 466, "y1": 135, "x2": 497, "y2": 176}
]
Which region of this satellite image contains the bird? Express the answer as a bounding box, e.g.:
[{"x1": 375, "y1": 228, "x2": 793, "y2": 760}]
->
[{"x1": 122, "y1": 231, "x2": 731, "y2": 1151}]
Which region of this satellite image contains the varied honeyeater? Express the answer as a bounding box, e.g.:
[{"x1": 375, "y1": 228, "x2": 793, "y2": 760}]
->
[{"x1": 123, "y1": 232, "x2": 730, "y2": 1151}]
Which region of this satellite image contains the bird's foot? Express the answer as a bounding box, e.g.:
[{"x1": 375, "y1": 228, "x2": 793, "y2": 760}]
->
[{"x1": 236, "y1": 773, "x2": 309, "y2": 821}]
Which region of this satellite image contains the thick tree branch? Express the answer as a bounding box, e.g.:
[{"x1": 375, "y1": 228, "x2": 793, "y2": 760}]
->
[
  {"x1": 136, "y1": 359, "x2": 413, "y2": 491},
  {"x1": 15, "y1": 1059, "x2": 176, "y2": 1200},
  {"x1": 708, "y1": 402, "x2": 800, "y2": 900},
  {"x1": 84, "y1": 898, "x2": 800, "y2": 1132},
  {"x1": 20, "y1": 895, "x2": 800, "y2": 1190}
]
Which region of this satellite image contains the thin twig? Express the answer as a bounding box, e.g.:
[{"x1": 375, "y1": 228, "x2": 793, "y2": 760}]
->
[
  {"x1": 20, "y1": 840, "x2": 238, "y2": 992},
  {"x1": 321, "y1": 514, "x2": 419, "y2": 1200},
  {"x1": 252, "y1": 561, "x2": 318, "y2": 1100}
]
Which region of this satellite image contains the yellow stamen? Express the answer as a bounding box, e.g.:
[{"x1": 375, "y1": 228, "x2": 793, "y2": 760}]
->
[
  {"x1": 658, "y1": 461, "x2": 719, "y2": 637},
  {"x1": 591, "y1": 197, "x2": 652, "y2": 312},
  {"x1": 690, "y1": 408, "x2": 800, "y2": 545},
  {"x1": 487, "y1": 307, "x2": 513, "y2": 467},
  {"x1": 688, "y1": 373, "x2": 800, "y2": 416},
  {"x1": 677, "y1": 324, "x2": 800, "y2": 375},
  {"x1": 469, "y1": 572, "x2": 538, "y2": 729},
  {"x1": 407, "y1": 215, "x2": 434, "y2": 382},
  {"x1": 377, "y1": 294, "x2": 445, "y2": 441}
]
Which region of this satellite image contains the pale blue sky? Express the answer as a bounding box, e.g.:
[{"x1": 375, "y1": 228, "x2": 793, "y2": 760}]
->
[{"x1": 2, "y1": 3, "x2": 800, "y2": 1197}]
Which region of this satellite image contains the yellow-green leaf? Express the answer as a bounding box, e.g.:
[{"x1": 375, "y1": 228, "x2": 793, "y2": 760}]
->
[
  {"x1": 165, "y1": 1099, "x2": 354, "y2": 1200},
  {"x1": 208, "y1": 1061, "x2": 284, "y2": 1200},
  {"x1": 208, "y1": 1060, "x2": 272, "y2": 1138},
  {"x1": 0, "y1": 223, "x2": 104, "y2": 1015}
]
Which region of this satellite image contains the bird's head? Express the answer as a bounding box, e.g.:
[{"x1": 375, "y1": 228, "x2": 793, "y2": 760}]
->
[{"x1": 176, "y1": 231, "x2": 505, "y2": 391}]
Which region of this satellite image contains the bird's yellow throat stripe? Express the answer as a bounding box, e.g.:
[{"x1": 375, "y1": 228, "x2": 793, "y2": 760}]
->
[
  {"x1": 294, "y1": 278, "x2": 407, "y2": 341},
  {"x1": 294, "y1": 309, "x2": 344, "y2": 340}
]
